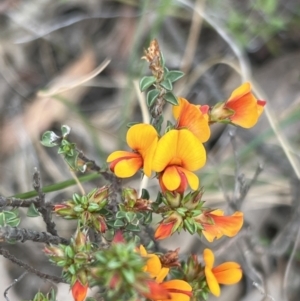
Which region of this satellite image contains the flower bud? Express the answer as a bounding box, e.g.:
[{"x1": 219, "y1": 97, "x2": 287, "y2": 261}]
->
[
  {"x1": 154, "y1": 212, "x2": 183, "y2": 240},
  {"x1": 164, "y1": 191, "x2": 182, "y2": 208},
  {"x1": 122, "y1": 187, "x2": 138, "y2": 207},
  {"x1": 89, "y1": 186, "x2": 110, "y2": 205},
  {"x1": 182, "y1": 188, "x2": 204, "y2": 210}
]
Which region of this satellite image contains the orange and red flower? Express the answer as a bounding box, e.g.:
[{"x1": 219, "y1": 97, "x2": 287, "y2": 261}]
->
[
  {"x1": 154, "y1": 212, "x2": 183, "y2": 240},
  {"x1": 195, "y1": 209, "x2": 243, "y2": 242},
  {"x1": 107, "y1": 124, "x2": 158, "y2": 177},
  {"x1": 210, "y1": 82, "x2": 266, "y2": 128},
  {"x1": 72, "y1": 280, "x2": 88, "y2": 301},
  {"x1": 173, "y1": 97, "x2": 210, "y2": 143},
  {"x1": 145, "y1": 266, "x2": 192, "y2": 301},
  {"x1": 138, "y1": 245, "x2": 192, "y2": 301},
  {"x1": 203, "y1": 248, "x2": 242, "y2": 297},
  {"x1": 152, "y1": 129, "x2": 206, "y2": 193}
]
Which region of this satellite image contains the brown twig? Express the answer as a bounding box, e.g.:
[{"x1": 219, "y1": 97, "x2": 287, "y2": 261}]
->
[
  {"x1": 0, "y1": 196, "x2": 52, "y2": 208},
  {"x1": 33, "y1": 169, "x2": 58, "y2": 236},
  {"x1": 0, "y1": 247, "x2": 65, "y2": 283},
  {"x1": 0, "y1": 225, "x2": 69, "y2": 245}
]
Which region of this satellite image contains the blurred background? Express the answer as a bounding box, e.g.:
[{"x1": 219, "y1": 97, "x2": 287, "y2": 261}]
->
[{"x1": 0, "y1": 0, "x2": 300, "y2": 300}]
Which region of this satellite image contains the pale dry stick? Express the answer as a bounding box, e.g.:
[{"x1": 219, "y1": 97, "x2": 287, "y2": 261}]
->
[
  {"x1": 133, "y1": 80, "x2": 150, "y2": 194},
  {"x1": 176, "y1": 0, "x2": 251, "y2": 82},
  {"x1": 282, "y1": 219, "x2": 300, "y2": 301},
  {"x1": 68, "y1": 168, "x2": 86, "y2": 196},
  {"x1": 179, "y1": 0, "x2": 205, "y2": 75},
  {"x1": 251, "y1": 82, "x2": 300, "y2": 180},
  {"x1": 37, "y1": 58, "x2": 111, "y2": 97},
  {"x1": 4, "y1": 272, "x2": 28, "y2": 301}
]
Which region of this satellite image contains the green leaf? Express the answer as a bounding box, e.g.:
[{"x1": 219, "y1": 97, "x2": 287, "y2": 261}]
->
[
  {"x1": 159, "y1": 79, "x2": 172, "y2": 91},
  {"x1": 146, "y1": 89, "x2": 160, "y2": 107},
  {"x1": 127, "y1": 121, "x2": 139, "y2": 128},
  {"x1": 7, "y1": 217, "x2": 20, "y2": 227},
  {"x1": 125, "y1": 212, "x2": 136, "y2": 222},
  {"x1": 143, "y1": 212, "x2": 152, "y2": 225},
  {"x1": 40, "y1": 131, "x2": 60, "y2": 147},
  {"x1": 27, "y1": 203, "x2": 40, "y2": 217},
  {"x1": 0, "y1": 213, "x2": 5, "y2": 226},
  {"x1": 183, "y1": 218, "x2": 197, "y2": 234},
  {"x1": 160, "y1": 51, "x2": 166, "y2": 67},
  {"x1": 114, "y1": 219, "x2": 125, "y2": 228},
  {"x1": 126, "y1": 224, "x2": 140, "y2": 232},
  {"x1": 122, "y1": 268, "x2": 135, "y2": 284},
  {"x1": 164, "y1": 92, "x2": 179, "y2": 105},
  {"x1": 139, "y1": 76, "x2": 156, "y2": 92},
  {"x1": 64, "y1": 153, "x2": 79, "y2": 171},
  {"x1": 61, "y1": 125, "x2": 71, "y2": 137},
  {"x1": 165, "y1": 70, "x2": 184, "y2": 82},
  {"x1": 141, "y1": 189, "x2": 150, "y2": 200},
  {"x1": 116, "y1": 211, "x2": 126, "y2": 219}
]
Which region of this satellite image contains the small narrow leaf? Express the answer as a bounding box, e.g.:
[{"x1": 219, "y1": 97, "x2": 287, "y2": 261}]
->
[
  {"x1": 127, "y1": 122, "x2": 139, "y2": 128},
  {"x1": 165, "y1": 70, "x2": 184, "y2": 82},
  {"x1": 164, "y1": 92, "x2": 179, "y2": 105},
  {"x1": 61, "y1": 125, "x2": 71, "y2": 137},
  {"x1": 114, "y1": 219, "x2": 125, "y2": 227},
  {"x1": 160, "y1": 51, "x2": 166, "y2": 67},
  {"x1": 159, "y1": 79, "x2": 172, "y2": 91},
  {"x1": 141, "y1": 189, "x2": 150, "y2": 200},
  {"x1": 146, "y1": 89, "x2": 160, "y2": 107},
  {"x1": 7, "y1": 217, "x2": 20, "y2": 227},
  {"x1": 27, "y1": 203, "x2": 40, "y2": 217},
  {"x1": 139, "y1": 76, "x2": 156, "y2": 92},
  {"x1": 41, "y1": 131, "x2": 60, "y2": 147}
]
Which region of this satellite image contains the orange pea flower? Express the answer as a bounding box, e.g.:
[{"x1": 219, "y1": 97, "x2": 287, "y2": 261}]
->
[
  {"x1": 138, "y1": 245, "x2": 169, "y2": 280},
  {"x1": 173, "y1": 97, "x2": 210, "y2": 143},
  {"x1": 138, "y1": 245, "x2": 192, "y2": 301},
  {"x1": 152, "y1": 129, "x2": 206, "y2": 193},
  {"x1": 195, "y1": 209, "x2": 243, "y2": 242},
  {"x1": 107, "y1": 124, "x2": 158, "y2": 177},
  {"x1": 211, "y1": 82, "x2": 266, "y2": 128},
  {"x1": 72, "y1": 280, "x2": 88, "y2": 301},
  {"x1": 145, "y1": 270, "x2": 192, "y2": 301},
  {"x1": 203, "y1": 248, "x2": 242, "y2": 297},
  {"x1": 154, "y1": 212, "x2": 183, "y2": 240}
]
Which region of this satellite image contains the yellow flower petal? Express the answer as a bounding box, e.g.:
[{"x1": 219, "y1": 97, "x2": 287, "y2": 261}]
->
[
  {"x1": 126, "y1": 124, "x2": 158, "y2": 155},
  {"x1": 178, "y1": 167, "x2": 199, "y2": 190},
  {"x1": 213, "y1": 262, "x2": 242, "y2": 284},
  {"x1": 155, "y1": 267, "x2": 170, "y2": 284},
  {"x1": 166, "y1": 293, "x2": 191, "y2": 301},
  {"x1": 161, "y1": 280, "x2": 192, "y2": 291},
  {"x1": 229, "y1": 82, "x2": 250, "y2": 99},
  {"x1": 146, "y1": 254, "x2": 163, "y2": 278},
  {"x1": 172, "y1": 97, "x2": 186, "y2": 120},
  {"x1": 162, "y1": 166, "x2": 181, "y2": 191},
  {"x1": 143, "y1": 137, "x2": 158, "y2": 177},
  {"x1": 114, "y1": 157, "x2": 142, "y2": 177},
  {"x1": 152, "y1": 130, "x2": 179, "y2": 172},
  {"x1": 174, "y1": 98, "x2": 210, "y2": 143},
  {"x1": 107, "y1": 151, "x2": 134, "y2": 162},
  {"x1": 202, "y1": 229, "x2": 221, "y2": 242},
  {"x1": 138, "y1": 245, "x2": 147, "y2": 256},
  {"x1": 203, "y1": 248, "x2": 214, "y2": 269},
  {"x1": 204, "y1": 266, "x2": 220, "y2": 297},
  {"x1": 176, "y1": 130, "x2": 206, "y2": 171},
  {"x1": 152, "y1": 130, "x2": 206, "y2": 172}
]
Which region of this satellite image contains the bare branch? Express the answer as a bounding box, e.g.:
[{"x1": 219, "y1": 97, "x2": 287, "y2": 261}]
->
[
  {"x1": 32, "y1": 169, "x2": 58, "y2": 236},
  {"x1": 0, "y1": 248, "x2": 65, "y2": 283},
  {"x1": 4, "y1": 272, "x2": 28, "y2": 301},
  {"x1": 0, "y1": 225, "x2": 69, "y2": 245}
]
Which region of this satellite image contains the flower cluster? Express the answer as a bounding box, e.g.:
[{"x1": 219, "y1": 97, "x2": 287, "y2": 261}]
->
[
  {"x1": 39, "y1": 39, "x2": 266, "y2": 301},
  {"x1": 107, "y1": 82, "x2": 265, "y2": 194}
]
